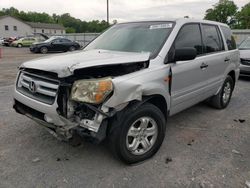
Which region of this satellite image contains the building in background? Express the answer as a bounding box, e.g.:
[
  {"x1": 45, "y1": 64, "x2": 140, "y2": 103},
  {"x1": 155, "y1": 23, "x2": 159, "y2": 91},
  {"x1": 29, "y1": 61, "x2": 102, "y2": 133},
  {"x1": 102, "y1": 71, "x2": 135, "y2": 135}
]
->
[{"x1": 0, "y1": 15, "x2": 65, "y2": 38}]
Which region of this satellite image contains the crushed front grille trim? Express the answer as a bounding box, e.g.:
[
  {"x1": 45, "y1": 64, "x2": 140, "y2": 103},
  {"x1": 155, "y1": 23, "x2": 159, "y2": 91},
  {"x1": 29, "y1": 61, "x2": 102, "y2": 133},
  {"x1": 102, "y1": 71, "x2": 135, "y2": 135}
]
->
[{"x1": 16, "y1": 71, "x2": 60, "y2": 105}]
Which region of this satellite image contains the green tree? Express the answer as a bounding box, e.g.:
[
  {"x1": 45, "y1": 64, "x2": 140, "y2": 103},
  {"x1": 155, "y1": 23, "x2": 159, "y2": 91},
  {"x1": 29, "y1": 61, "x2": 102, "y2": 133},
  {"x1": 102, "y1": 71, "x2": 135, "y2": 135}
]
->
[
  {"x1": 65, "y1": 27, "x2": 76, "y2": 33},
  {"x1": 0, "y1": 7, "x2": 110, "y2": 33},
  {"x1": 237, "y1": 3, "x2": 250, "y2": 29},
  {"x1": 204, "y1": 0, "x2": 238, "y2": 26}
]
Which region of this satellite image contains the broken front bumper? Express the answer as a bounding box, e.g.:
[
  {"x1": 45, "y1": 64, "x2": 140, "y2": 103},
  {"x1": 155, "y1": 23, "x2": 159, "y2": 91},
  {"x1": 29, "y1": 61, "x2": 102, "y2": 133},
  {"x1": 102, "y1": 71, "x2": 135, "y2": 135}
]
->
[{"x1": 13, "y1": 86, "x2": 108, "y2": 140}]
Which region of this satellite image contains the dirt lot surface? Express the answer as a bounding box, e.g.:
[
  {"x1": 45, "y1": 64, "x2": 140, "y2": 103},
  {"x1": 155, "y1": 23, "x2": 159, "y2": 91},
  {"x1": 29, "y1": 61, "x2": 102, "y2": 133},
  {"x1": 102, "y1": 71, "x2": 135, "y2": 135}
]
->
[{"x1": 0, "y1": 46, "x2": 250, "y2": 188}]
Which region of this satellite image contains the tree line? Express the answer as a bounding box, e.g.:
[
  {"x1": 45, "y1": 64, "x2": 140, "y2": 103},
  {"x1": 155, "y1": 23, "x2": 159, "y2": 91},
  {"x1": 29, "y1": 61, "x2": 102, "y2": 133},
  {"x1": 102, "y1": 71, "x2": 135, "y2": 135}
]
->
[
  {"x1": 0, "y1": 7, "x2": 109, "y2": 33},
  {"x1": 204, "y1": 0, "x2": 250, "y2": 29}
]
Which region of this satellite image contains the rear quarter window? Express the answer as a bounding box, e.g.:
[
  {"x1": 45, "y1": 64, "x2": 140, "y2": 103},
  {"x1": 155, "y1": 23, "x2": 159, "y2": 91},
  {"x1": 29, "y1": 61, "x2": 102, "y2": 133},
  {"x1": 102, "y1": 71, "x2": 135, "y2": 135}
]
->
[{"x1": 221, "y1": 26, "x2": 236, "y2": 50}]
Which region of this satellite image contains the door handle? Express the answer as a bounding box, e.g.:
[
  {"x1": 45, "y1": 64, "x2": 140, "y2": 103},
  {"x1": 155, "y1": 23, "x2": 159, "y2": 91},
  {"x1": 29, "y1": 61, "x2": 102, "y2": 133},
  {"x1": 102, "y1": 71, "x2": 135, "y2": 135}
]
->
[
  {"x1": 200, "y1": 63, "x2": 208, "y2": 70},
  {"x1": 224, "y1": 57, "x2": 230, "y2": 62}
]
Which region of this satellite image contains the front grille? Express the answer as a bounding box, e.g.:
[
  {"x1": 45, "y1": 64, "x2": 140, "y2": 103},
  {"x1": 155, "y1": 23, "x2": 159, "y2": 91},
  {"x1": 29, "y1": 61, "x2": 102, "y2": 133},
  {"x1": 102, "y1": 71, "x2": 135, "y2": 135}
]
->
[
  {"x1": 241, "y1": 59, "x2": 250, "y2": 66},
  {"x1": 16, "y1": 71, "x2": 59, "y2": 105}
]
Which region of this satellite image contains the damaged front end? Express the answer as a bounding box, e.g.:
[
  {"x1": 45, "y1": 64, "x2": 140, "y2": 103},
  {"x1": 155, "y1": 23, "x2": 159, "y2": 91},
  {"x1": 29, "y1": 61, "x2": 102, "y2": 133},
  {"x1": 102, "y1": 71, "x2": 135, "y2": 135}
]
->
[{"x1": 13, "y1": 61, "x2": 148, "y2": 142}]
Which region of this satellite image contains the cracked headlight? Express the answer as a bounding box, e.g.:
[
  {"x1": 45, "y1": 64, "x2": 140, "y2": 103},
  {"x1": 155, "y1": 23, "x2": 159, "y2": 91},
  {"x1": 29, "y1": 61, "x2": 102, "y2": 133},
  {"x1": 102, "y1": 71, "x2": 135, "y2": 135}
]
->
[{"x1": 70, "y1": 77, "x2": 113, "y2": 104}]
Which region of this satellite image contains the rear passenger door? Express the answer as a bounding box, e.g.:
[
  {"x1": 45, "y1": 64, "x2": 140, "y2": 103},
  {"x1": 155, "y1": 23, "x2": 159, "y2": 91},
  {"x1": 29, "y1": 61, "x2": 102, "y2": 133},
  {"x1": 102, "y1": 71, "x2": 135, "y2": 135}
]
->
[
  {"x1": 200, "y1": 24, "x2": 228, "y2": 91},
  {"x1": 170, "y1": 23, "x2": 208, "y2": 114},
  {"x1": 60, "y1": 39, "x2": 71, "y2": 51}
]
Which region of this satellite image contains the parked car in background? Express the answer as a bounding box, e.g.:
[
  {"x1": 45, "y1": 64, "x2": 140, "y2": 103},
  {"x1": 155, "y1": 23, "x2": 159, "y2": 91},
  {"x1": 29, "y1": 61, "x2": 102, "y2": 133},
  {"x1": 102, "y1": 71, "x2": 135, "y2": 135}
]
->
[
  {"x1": 12, "y1": 37, "x2": 38, "y2": 48},
  {"x1": 14, "y1": 19, "x2": 240, "y2": 164},
  {"x1": 239, "y1": 37, "x2": 250, "y2": 76},
  {"x1": 0, "y1": 38, "x2": 5, "y2": 45},
  {"x1": 30, "y1": 37, "x2": 81, "y2": 53},
  {"x1": 3, "y1": 37, "x2": 20, "y2": 46}
]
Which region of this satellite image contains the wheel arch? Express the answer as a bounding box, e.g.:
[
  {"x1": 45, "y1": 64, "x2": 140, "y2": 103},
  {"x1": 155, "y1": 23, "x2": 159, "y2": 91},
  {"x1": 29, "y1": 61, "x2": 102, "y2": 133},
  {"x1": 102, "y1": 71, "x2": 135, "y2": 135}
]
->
[
  {"x1": 127, "y1": 94, "x2": 169, "y2": 120},
  {"x1": 227, "y1": 70, "x2": 236, "y2": 88},
  {"x1": 107, "y1": 94, "x2": 168, "y2": 135},
  {"x1": 144, "y1": 95, "x2": 168, "y2": 119}
]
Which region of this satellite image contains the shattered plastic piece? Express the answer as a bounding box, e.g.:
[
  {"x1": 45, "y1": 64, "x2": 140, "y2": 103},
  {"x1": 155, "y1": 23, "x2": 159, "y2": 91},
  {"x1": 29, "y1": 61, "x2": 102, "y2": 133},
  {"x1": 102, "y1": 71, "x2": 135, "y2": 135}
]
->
[
  {"x1": 32, "y1": 157, "x2": 40, "y2": 163},
  {"x1": 56, "y1": 158, "x2": 61, "y2": 161},
  {"x1": 246, "y1": 180, "x2": 250, "y2": 188},
  {"x1": 165, "y1": 157, "x2": 173, "y2": 164},
  {"x1": 239, "y1": 119, "x2": 246, "y2": 123},
  {"x1": 232, "y1": 149, "x2": 241, "y2": 155},
  {"x1": 187, "y1": 139, "x2": 195, "y2": 146},
  {"x1": 63, "y1": 178, "x2": 68, "y2": 184},
  {"x1": 123, "y1": 177, "x2": 129, "y2": 181}
]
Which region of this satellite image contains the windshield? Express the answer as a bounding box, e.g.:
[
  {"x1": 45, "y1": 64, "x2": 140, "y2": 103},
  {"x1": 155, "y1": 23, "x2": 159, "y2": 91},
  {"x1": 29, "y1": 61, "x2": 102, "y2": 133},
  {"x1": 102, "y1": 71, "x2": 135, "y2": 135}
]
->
[
  {"x1": 85, "y1": 22, "x2": 174, "y2": 57},
  {"x1": 44, "y1": 36, "x2": 61, "y2": 43},
  {"x1": 239, "y1": 38, "x2": 250, "y2": 50}
]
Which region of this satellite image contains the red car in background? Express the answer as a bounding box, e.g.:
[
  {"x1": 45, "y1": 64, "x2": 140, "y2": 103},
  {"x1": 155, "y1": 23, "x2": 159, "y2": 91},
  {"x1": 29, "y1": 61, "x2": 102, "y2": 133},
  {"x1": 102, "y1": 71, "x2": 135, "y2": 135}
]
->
[{"x1": 3, "y1": 37, "x2": 21, "y2": 46}]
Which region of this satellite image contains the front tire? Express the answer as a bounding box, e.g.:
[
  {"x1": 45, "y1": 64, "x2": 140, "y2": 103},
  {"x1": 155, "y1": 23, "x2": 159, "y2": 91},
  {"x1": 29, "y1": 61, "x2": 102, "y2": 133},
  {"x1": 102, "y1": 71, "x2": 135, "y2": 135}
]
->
[
  {"x1": 17, "y1": 43, "x2": 22, "y2": 48},
  {"x1": 108, "y1": 102, "x2": 166, "y2": 164},
  {"x1": 209, "y1": 75, "x2": 234, "y2": 109},
  {"x1": 40, "y1": 47, "x2": 48, "y2": 54}
]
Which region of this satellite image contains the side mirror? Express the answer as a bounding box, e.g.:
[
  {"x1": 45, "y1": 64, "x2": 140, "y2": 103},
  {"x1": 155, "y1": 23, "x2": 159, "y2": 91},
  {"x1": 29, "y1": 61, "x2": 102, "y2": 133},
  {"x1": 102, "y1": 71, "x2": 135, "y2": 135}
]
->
[{"x1": 174, "y1": 47, "x2": 197, "y2": 62}]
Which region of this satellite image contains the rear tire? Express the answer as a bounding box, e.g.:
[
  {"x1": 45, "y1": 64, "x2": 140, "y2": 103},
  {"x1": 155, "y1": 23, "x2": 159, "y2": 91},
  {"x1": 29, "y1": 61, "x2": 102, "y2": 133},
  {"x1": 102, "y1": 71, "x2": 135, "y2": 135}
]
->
[
  {"x1": 69, "y1": 46, "x2": 76, "y2": 51},
  {"x1": 108, "y1": 102, "x2": 166, "y2": 164},
  {"x1": 40, "y1": 47, "x2": 48, "y2": 54},
  {"x1": 209, "y1": 75, "x2": 234, "y2": 109},
  {"x1": 17, "y1": 43, "x2": 22, "y2": 48}
]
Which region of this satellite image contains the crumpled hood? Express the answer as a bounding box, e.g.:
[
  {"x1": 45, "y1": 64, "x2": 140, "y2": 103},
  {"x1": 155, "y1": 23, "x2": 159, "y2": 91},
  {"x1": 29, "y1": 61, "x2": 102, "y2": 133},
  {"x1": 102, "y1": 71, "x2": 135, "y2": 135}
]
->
[
  {"x1": 21, "y1": 50, "x2": 150, "y2": 77},
  {"x1": 239, "y1": 50, "x2": 250, "y2": 60}
]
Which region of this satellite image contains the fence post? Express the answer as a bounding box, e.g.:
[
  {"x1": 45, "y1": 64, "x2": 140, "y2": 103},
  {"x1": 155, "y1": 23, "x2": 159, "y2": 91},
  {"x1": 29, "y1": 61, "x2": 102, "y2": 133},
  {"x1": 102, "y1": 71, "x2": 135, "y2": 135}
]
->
[{"x1": 83, "y1": 33, "x2": 86, "y2": 47}]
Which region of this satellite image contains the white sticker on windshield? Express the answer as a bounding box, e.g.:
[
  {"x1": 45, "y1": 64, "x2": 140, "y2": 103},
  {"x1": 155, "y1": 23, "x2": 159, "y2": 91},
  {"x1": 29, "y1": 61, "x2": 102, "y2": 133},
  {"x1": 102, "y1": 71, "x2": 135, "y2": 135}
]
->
[{"x1": 149, "y1": 23, "x2": 173, "y2": 30}]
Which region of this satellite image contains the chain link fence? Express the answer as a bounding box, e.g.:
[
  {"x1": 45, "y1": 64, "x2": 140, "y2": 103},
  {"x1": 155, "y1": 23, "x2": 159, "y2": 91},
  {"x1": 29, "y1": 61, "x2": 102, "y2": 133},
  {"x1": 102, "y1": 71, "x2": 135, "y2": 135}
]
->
[{"x1": 232, "y1": 30, "x2": 250, "y2": 46}]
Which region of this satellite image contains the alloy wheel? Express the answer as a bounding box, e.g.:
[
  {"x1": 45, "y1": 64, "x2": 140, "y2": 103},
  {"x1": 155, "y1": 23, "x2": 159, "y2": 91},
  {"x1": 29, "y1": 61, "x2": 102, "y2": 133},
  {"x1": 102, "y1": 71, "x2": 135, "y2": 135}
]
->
[{"x1": 126, "y1": 117, "x2": 158, "y2": 155}]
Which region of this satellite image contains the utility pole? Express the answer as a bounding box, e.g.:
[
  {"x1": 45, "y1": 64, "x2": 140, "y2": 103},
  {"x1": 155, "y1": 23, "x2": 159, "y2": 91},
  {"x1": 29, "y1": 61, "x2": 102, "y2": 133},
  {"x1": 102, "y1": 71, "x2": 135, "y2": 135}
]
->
[{"x1": 107, "y1": 0, "x2": 109, "y2": 26}]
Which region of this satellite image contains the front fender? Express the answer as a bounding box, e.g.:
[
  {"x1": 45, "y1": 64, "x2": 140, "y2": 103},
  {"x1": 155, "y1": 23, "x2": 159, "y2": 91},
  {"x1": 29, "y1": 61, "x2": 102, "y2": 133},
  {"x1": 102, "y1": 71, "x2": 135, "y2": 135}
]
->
[{"x1": 103, "y1": 65, "x2": 171, "y2": 111}]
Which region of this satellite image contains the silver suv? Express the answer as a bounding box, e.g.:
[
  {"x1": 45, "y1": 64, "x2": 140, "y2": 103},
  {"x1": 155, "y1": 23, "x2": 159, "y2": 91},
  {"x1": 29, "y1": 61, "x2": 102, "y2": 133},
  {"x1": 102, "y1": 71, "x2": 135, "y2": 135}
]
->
[{"x1": 13, "y1": 19, "x2": 240, "y2": 164}]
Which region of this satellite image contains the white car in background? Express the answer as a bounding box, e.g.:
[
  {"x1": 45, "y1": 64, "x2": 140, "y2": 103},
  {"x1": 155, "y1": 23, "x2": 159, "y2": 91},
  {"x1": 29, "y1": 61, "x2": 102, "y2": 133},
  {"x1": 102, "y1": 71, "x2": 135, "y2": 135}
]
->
[
  {"x1": 239, "y1": 37, "x2": 250, "y2": 76},
  {"x1": 0, "y1": 38, "x2": 4, "y2": 45}
]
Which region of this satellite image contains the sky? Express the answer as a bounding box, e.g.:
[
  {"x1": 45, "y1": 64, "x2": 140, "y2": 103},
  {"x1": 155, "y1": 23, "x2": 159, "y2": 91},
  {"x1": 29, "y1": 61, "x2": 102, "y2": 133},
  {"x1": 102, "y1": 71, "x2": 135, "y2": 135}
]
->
[{"x1": 0, "y1": 0, "x2": 249, "y2": 22}]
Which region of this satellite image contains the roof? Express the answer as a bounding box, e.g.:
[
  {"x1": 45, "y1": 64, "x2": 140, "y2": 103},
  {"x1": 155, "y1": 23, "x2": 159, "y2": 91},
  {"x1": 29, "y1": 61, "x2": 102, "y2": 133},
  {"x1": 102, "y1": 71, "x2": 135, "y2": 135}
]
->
[
  {"x1": 119, "y1": 18, "x2": 229, "y2": 27},
  {"x1": 26, "y1": 22, "x2": 65, "y2": 30},
  {"x1": 0, "y1": 15, "x2": 64, "y2": 30},
  {"x1": 0, "y1": 15, "x2": 31, "y2": 27}
]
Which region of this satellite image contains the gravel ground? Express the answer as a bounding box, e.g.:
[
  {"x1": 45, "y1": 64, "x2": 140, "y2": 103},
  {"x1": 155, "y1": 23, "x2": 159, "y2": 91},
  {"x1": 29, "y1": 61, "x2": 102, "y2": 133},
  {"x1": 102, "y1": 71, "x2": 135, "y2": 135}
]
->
[{"x1": 0, "y1": 46, "x2": 250, "y2": 188}]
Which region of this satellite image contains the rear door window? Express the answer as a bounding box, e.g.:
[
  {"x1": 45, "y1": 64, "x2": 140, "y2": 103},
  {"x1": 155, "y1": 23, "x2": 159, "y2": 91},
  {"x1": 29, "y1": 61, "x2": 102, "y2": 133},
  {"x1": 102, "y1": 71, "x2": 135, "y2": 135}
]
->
[
  {"x1": 175, "y1": 24, "x2": 203, "y2": 55},
  {"x1": 202, "y1": 24, "x2": 224, "y2": 53},
  {"x1": 221, "y1": 26, "x2": 236, "y2": 50}
]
